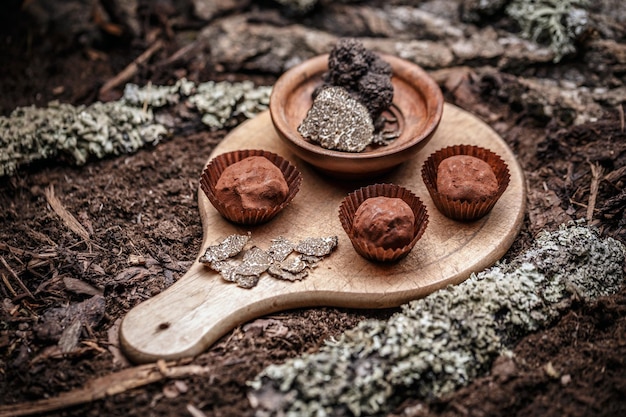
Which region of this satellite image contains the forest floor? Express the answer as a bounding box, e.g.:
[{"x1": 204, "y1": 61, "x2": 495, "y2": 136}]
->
[{"x1": 1, "y1": 1, "x2": 625, "y2": 416}]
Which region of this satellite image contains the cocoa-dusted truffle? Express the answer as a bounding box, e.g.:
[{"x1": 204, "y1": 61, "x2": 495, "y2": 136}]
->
[
  {"x1": 437, "y1": 155, "x2": 498, "y2": 200},
  {"x1": 340, "y1": 184, "x2": 428, "y2": 262},
  {"x1": 215, "y1": 156, "x2": 289, "y2": 210},
  {"x1": 319, "y1": 38, "x2": 393, "y2": 121},
  {"x1": 353, "y1": 197, "x2": 415, "y2": 249},
  {"x1": 422, "y1": 146, "x2": 510, "y2": 221}
]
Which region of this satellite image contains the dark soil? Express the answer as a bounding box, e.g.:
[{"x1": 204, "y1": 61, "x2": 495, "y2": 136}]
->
[{"x1": 1, "y1": 1, "x2": 625, "y2": 416}]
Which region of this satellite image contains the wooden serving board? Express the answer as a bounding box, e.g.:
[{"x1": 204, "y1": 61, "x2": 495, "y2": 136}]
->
[{"x1": 120, "y1": 103, "x2": 526, "y2": 363}]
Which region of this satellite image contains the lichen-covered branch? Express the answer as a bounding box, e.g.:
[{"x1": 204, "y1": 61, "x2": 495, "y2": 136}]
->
[
  {"x1": 506, "y1": 0, "x2": 589, "y2": 62},
  {"x1": 0, "y1": 101, "x2": 167, "y2": 178},
  {"x1": 248, "y1": 223, "x2": 625, "y2": 416},
  {"x1": 0, "y1": 80, "x2": 271, "y2": 178}
]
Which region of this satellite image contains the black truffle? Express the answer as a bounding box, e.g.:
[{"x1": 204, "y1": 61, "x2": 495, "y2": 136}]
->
[{"x1": 319, "y1": 38, "x2": 393, "y2": 121}]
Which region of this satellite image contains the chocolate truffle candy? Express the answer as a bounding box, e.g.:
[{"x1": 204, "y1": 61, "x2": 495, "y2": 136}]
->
[
  {"x1": 436, "y1": 155, "x2": 498, "y2": 200},
  {"x1": 215, "y1": 156, "x2": 289, "y2": 210},
  {"x1": 353, "y1": 197, "x2": 415, "y2": 249}
]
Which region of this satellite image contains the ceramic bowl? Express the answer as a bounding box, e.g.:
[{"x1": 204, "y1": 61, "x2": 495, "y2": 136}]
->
[{"x1": 270, "y1": 54, "x2": 444, "y2": 179}]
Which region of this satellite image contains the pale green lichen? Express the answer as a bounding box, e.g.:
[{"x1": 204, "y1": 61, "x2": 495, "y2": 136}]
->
[
  {"x1": 248, "y1": 223, "x2": 625, "y2": 416},
  {"x1": 188, "y1": 80, "x2": 271, "y2": 129},
  {"x1": 0, "y1": 101, "x2": 167, "y2": 177},
  {"x1": 124, "y1": 78, "x2": 271, "y2": 129},
  {"x1": 123, "y1": 78, "x2": 195, "y2": 108},
  {"x1": 1, "y1": 79, "x2": 271, "y2": 177},
  {"x1": 506, "y1": 0, "x2": 589, "y2": 62}
]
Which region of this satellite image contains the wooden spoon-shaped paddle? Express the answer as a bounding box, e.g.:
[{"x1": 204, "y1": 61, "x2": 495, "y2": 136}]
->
[{"x1": 120, "y1": 104, "x2": 526, "y2": 363}]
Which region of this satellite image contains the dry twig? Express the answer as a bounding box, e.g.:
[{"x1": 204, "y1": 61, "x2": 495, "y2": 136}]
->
[
  {"x1": 0, "y1": 242, "x2": 58, "y2": 273},
  {"x1": 45, "y1": 185, "x2": 91, "y2": 242},
  {"x1": 98, "y1": 39, "x2": 164, "y2": 98},
  {"x1": 0, "y1": 361, "x2": 211, "y2": 417},
  {"x1": 155, "y1": 41, "x2": 198, "y2": 68},
  {"x1": 587, "y1": 162, "x2": 604, "y2": 222},
  {"x1": 0, "y1": 255, "x2": 34, "y2": 299},
  {"x1": 1, "y1": 272, "x2": 17, "y2": 297},
  {"x1": 604, "y1": 165, "x2": 626, "y2": 184}
]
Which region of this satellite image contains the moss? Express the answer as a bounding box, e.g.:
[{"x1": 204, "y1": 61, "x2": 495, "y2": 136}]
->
[{"x1": 249, "y1": 222, "x2": 625, "y2": 416}]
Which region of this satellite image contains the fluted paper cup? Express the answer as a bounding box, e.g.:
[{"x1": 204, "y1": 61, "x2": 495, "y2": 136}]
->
[
  {"x1": 200, "y1": 149, "x2": 302, "y2": 225},
  {"x1": 421, "y1": 145, "x2": 510, "y2": 221},
  {"x1": 339, "y1": 183, "x2": 428, "y2": 262}
]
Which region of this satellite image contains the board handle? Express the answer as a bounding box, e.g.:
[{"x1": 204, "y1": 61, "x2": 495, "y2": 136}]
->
[{"x1": 119, "y1": 261, "x2": 298, "y2": 363}]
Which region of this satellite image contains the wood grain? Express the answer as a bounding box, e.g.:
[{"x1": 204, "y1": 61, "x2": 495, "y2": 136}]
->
[{"x1": 120, "y1": 104, "x2": 526, "y2": 363}]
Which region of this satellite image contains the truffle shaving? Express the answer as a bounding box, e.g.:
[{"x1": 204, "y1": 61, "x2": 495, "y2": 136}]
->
[
  {"x1": 296, "y1": 236, "x2": 338, "y2": 257},
  {"x1": 298, "y1": 254, "x2": 323, "y2": 268},
  {"x1": 235, "y1": 246, "x2": 273, "y2": 276},
  {"x1": 199, "y1": 233, "x2": 250, "y2": 263},
  {"x1": 235, "y1": 274, "x2": 260, "y2": 289},
  {"x1": 267, "y1": 257, "x2": 309, "y2": 282},
  {"x1": 209, "y1": 260, "x2": 238, "y2": 282},
  {"x1": 201, "y1": 233, "x2": 338, "y2": 288},
  {"x1": 267, "y1": 236, "x2": 295, "y2": 262},
  {"x1": 281, "y1": 256, "x2": 308, "y2": 274}
]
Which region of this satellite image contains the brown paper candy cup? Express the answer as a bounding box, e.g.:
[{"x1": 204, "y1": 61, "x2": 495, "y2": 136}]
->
[
  {"x1": 338, "y1": 183, "x2": 429, "y2": 262},
  {"x1": 421, "y1": 145, "x2": 510, "y2": 221},
  {"x1": 200, "y1": 149, "x2": 302, "y2": 225}
]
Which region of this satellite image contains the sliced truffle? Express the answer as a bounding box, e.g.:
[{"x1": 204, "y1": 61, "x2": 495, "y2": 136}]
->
[
  {"x1": 200, "y1": 234, "x2": 250, "y2": 264},
  {"x1": 201, "y1": 232, "x2": 338, "y2": 288},
  {"x1": 236, "y1": 274, "x2": 260, "y2": 289},
  {"x1": 268, "y1": 256, "x2": 309, "y2": 282},
  {"x1": 298, "y1": 86, "x2": 374, "y2": 152},
  {"x1": 215, "y1": 156, "x2": 289, "y2": 211},
  {"x1": 295, "y1": 236, "x2": 339, "y2": 257},
  {"x1": 267, "y1": 236, "x2": 295, "y2": 262},
  {"x1": 436, "y1": 155, "x2": 498, "y2": 201},
  {"x1": 353, "y1": 197, "x2": 415, "y2": 249},
  {"x1": 209, "y1": 260, "x2": 238, "y2": 282},
  {"x1": 210, "y1": 247, "x2": 272, "y2": 288},
  {"x1": 235, "y1": 246, "x2": 273, "y2": 276}
]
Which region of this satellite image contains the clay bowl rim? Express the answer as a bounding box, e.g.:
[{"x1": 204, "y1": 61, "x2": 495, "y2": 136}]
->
[{"x1": 269, "y1": 53, "x2": 444, "y2": 169}]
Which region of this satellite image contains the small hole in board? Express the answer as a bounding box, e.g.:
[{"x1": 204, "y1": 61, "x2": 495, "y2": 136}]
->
[{"x1": 157, "y1": 322, "x2": 170, "y2": 331}]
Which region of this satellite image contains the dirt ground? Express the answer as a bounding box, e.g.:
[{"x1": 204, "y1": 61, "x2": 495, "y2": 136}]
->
[{"x1": 1, "y1": 1, "x2": 625, "y2": 416}]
